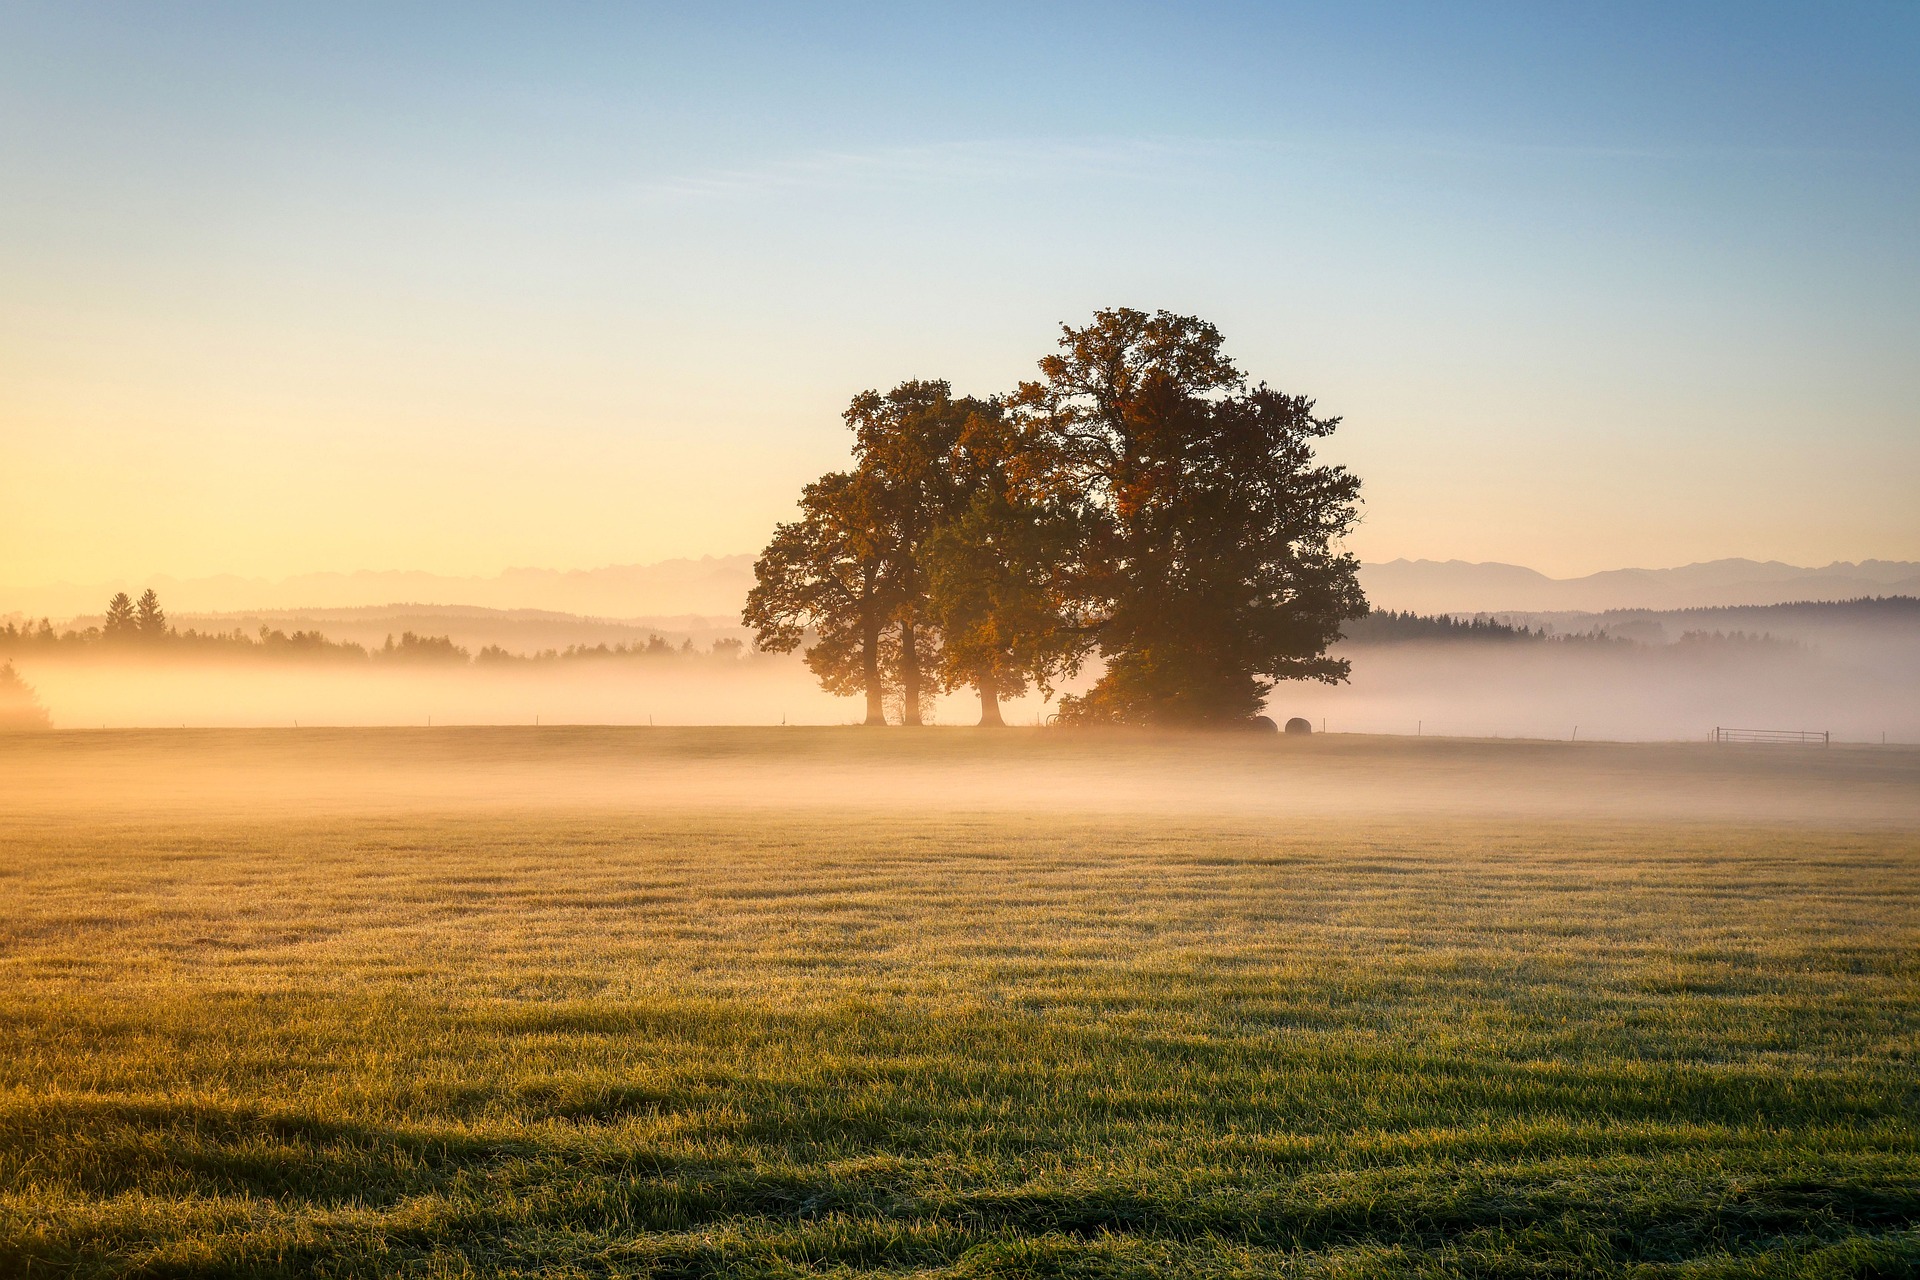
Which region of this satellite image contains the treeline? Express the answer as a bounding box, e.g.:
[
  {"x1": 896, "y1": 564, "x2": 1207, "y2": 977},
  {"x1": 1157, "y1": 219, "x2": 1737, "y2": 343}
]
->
[
  {"x1": 0, "y1": 593, "x2": 467, "y2": 662},
  {"x1": 1591, "y1": 596, "x2": 1920, "y2": 626},
  {"x1": 747, "y1": 308, "x2": 1366, "y2": 727},
  {"x1": 1339, "y1": 610, "x2": 1803, "y2": 653},
  {"x1": 1, "y1": 592, "x2": 751, "y2": 665},
  {"x1": 476, "y1": 638, "x2": 746, "y2": 664},
  {"x1": 1341, "y1": 611, "x2": 1543, "y2": 644},
  {"x1": 1667, "y1": 629, "x2": 1804, "y2": 654},
  {"x1": 1, "y1": 616, "x2": 468, "y2": 662},
  {"x1": 1344, "y1": 610, "x2": 1804, "y2": 652}
]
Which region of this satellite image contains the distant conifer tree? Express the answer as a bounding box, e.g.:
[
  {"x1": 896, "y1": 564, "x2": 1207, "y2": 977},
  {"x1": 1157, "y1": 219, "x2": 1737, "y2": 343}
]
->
[
  {"x1": 103, "y1": 592, "x2": 137, "y2": 640},
  {"x1": 135, "y1": 589, "x2": 167, "y2": 640}
]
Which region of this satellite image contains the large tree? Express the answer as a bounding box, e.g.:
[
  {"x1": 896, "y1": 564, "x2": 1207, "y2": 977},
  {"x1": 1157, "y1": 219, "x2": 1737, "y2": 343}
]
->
[
  {"x1": 1009, "y1": 307, "x2": 1365, "y2": 725},
  {"x1": 743, "y1": 469, "x2": 894, "y2": 725},
  {"x1": 850, "y1": 380, "x2": 1086, "y2": 727},
  {"x1": 843, "y1": 380, "x2": 968, "y2": 726},
  {"x1": 921, "y1": 401, "x2": 1088, "y2": 725}
]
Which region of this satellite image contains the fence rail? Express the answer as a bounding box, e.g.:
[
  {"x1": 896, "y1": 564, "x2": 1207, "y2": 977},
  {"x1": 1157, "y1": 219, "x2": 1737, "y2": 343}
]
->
[{"x1": 1713, "y1": 727, "x2": 1829, "y2": 746}]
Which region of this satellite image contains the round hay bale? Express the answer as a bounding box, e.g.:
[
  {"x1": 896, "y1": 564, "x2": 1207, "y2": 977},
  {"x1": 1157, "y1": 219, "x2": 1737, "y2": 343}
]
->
[
  {"x1": 1249, "y1": 715, "x2": 1279, "y2": 734},
  {"x1": 1284, "y1": 716, "x2": 1313, "y2": 735}
]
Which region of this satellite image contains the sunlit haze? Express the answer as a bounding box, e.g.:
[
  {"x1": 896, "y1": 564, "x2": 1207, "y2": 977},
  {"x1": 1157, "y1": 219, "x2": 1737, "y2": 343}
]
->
[{"x1": 4, "y1": 2, "x2": 1916, "y2": 586}]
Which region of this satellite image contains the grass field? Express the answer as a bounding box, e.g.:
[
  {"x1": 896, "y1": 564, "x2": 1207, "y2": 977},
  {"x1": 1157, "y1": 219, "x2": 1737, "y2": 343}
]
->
[{"x1": 2, "y1": 729, "x2": 1917, "y2": 1277}]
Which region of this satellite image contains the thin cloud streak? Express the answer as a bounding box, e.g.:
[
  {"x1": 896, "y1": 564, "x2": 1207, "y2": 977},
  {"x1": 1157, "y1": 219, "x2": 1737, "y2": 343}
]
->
[
  {"x1": 629, "y1": 132, "x2": 1877, "y2": 206},
  {"x1": 630, "y1": 136, "x2": 1261, "y2": 203}
]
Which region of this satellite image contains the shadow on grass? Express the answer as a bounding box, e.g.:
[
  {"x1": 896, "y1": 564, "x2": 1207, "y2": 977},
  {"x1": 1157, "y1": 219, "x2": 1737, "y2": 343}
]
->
[{"x1": 5, "y1": 990, "x2": 1919, "y2": 1277}]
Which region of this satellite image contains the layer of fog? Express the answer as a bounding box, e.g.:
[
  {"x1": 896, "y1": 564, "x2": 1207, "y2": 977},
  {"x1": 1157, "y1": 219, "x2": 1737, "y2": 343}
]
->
[
  {"x1": 10, "y1": 654, "x2": 1060, "y2": 731},
  {"x1": 5, "y1": 594, "x2": 1913, "y2": 740},
  {"x1": 4, "y1": 724, "x2": 1915, "y2": 830},
  {"x1": 1274, "y1": 637, "x2": 1920, "y2": 743},
  {"x1": 11, "y1": 625, "x2": 1917, "y2": 743},
  {"x1": 1273, "y1": 603, "x2": 1920, "y2": 743}
]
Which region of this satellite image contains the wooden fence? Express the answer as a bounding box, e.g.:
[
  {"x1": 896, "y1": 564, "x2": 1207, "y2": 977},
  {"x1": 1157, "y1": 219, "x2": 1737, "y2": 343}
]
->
[{"x1": 1713, "y1": 727, "x2": 1829, "y2": 746}]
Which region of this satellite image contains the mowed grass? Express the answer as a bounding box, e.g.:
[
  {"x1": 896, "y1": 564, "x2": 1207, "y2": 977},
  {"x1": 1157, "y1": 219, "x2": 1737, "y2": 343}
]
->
[{"x1": 1, "y1": 730, "x2": 1917, "y2": 1277}]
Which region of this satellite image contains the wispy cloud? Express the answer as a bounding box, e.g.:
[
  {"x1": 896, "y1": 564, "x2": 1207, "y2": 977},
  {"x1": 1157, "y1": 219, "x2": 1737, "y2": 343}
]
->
[
  {"x1": 631, "y1": 136, "x2": 1258, "y2": 204},
  {"x1": 625, "y1": 129, "x2": 1851, "y2": 208}
]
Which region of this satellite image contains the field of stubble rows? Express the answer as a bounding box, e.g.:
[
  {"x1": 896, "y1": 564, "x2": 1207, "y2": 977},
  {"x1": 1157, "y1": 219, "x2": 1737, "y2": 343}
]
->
[{"x1": 1, "y1": 728, "x2": 1916, "y2": 1277}]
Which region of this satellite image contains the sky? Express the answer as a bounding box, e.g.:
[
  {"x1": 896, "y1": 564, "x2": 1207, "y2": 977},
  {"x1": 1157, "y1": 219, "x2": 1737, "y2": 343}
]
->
[{"x1": 2, "y1": 1, "x2": 1916, "y2": 586}]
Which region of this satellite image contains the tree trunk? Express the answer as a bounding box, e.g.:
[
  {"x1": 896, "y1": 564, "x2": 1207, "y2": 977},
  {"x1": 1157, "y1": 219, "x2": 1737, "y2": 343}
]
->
[
  {"x1": 976, "y1": 669, "x2": 1004, "y2": 727},
  {"x1": 861, "y1": 610, "x2": 887, "y2": 725},
  {"x1": 900, "y1": 619, "x2": 923, "y2": 726}
]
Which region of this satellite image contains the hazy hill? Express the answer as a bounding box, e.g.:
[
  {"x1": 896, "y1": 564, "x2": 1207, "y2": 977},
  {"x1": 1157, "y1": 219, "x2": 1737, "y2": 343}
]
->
[
  {"x1": 9, "y1": 555, "x2": 1918, "y2": 622},
  {"x1": 166, "y1": 606, "x2": 749, "y2": 656},
  {"x1": 2, "y1": 557, "x2": 758, "y2": 620}
]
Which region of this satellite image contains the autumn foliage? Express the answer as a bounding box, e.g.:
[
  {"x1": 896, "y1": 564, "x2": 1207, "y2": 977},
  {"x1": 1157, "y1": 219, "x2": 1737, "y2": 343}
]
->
[{"x1": 746, "y1": 309, "x2": 1366, "y2": 726}]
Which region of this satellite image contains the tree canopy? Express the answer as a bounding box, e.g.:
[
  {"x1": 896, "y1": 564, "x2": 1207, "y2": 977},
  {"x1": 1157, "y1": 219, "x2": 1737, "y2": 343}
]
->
[
  {"x1": 744, "y1": 308, "x2": 1366, "y2": 727},
  {"x1": 844, "y1": 379, "x2": 969, "y2": 726},
  {"x1": 1012, "y1": 308, "x2": 1366, "y2": 724},
  {"x1": 921, "y1": 402, "x2": 1086, "y2": 724}
]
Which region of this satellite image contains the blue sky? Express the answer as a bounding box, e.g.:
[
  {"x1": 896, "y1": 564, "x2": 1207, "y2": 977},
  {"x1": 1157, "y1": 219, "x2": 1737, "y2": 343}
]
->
[{"x1": 2, "y1": 1, "x2": 1915, "y2": 582}]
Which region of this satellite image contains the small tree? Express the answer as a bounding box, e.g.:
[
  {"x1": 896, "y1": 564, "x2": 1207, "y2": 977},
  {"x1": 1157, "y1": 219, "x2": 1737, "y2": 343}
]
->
[
  {"x1": 103, "y1": 592, "x2": 138, "y2": 641},
  {"x1": 0, "y1": 663, "x2": 51, "y2": 730},
  {"x1": 135, "y1": 589, "x2": 167, "y2": 641},
  {"x1": 744, "y1": 469, "x2": 894, "y2": 725}
]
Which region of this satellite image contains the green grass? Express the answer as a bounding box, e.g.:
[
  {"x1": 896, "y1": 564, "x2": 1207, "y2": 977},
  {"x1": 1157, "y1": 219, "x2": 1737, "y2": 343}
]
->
[{"x1": 2, "y1": 729, "x2": 1917, "y2": 1277}]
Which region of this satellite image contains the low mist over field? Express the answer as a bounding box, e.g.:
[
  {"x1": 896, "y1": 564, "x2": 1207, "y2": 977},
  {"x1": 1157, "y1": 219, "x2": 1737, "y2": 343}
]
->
[
  {"x1": 6, "y1": 723, "x2": 1917, "y2": 843},
  {"x1": 15, "y1": 548, "x2": 1915, "y2": 742},
  {"x1": 1283, "y1": 598, "x2": 1920, "y2": 742},
  {"x1": 6, "y1": 591, "x2": 1914, "y2": 741}
]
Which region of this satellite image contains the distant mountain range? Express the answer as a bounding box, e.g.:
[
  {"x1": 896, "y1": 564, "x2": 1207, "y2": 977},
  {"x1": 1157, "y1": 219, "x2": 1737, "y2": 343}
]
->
[
  {"x1": 6, "y1": 555, "x2": 1916, "y2": 623},
  {"x1": 1359, "y1": 559, "x2": 1920, "y2": 614}
]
